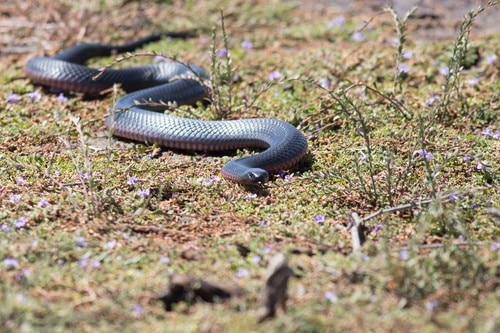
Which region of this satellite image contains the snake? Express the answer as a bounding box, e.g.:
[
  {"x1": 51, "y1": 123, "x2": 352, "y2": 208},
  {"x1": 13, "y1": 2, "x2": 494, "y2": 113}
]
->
[{"x1": 24, "y1": 33, "x2": 308, "y2": 185}]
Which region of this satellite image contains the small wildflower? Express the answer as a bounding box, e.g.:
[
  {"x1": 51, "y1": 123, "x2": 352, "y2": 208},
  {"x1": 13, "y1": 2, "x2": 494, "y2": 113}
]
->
[
  {"x1": 371, "y1": 224, "x2": 383, "y2": 233},
  {"x1": 259, "y1": 220, "x2": 267, "y2": 227},
  {"x1": 476, "y1": 161, "x2": 488, "y2": 171},
  {"x1": 132, "y1": 304, "x2": 144, "y2": 315},
  {"x1": 494, "y1": 131, "x2": 500, "y2": 140},
  {"x1": 78, "y1": 172, "x2": 91, "y2": 180},
  {"x1": 159, "y1": 255, "x2": 170, "y2": 264},
  {"x1": 359, "y1": 152, "x2": 367, "y2": 162},
  {"x1": 467, "y1": 77, "x2": 479, "y2": 86},
  {"x1": 481, "y1": 128, "x2": 493, "y2": 137},
  {"x1": 351, "y1": 31, "x2": 365, "y2": 42},
  {"x1": 485, "y1": 54, "x2": 497, "y2": 64},
  {"x1": 16, "y1": 176, "x2": 26, "y2": 185},
  {"x1": 127, "y1": 176, "x2": 139, "y2": 185},
  {"x1": 27, "y1": 91, "x2": 41, "y2": 102},
  {"x1": 76, "y1": 236, "x2": 88, "y2": 248},
  {"x1": 449, "y1": 193, "x2": 460, "y2": 202},
  {"x1": 203, "y1": 175, "x2": 220, "y2": 185},
  {"x1": 241, "y1": 40, "x2": 253, "y2": 51},
  {"x1": 470, "y1": 203, "x2": 478, "y2": 209},
  {"x1": 402, "y1": 49, "x2": 413, "y2": 59},
  {"x1": 425, "y1": 93, "x2": 439, "y2": 106},
  {"x1": 463, "y1": 155, "x2": 473, "y2": 163},
  {"x1": 217, "y1": 48, "x2": 228, "y2": 59},
  {"x1": 248, "y1": 192, "x2": 257, "y2": 200},
  {"x1": 105, "y1": 240, "x2": 117, "y2": 250},
  {"x1": 15, "y1": 217, "x2": 27, "y2": 229},
  {"x1": 318, "y1": 77, "x2": 330, "y2": 89},
  {"x1": 314, "y1": 215, "x2": 326, "y2": 224},
  {"x1": 439, "y1": 66, "x2": 450, "y2": 76},
  {"x1": 269, "y1": 70, "x2": 281, "y2": 81},
  {"x1": 1, "y1": 224, "x2": 11, "y2": 232},
  {"x1": 324, "y1": 291, "x2": 338, "y2": 303},
  {"x1": 56, "y1": 93, "x2": 68, "y2": 103},
  {"x1": 78, "y1": 258, "x2": 89, "y2": 268},
  {"x1": 37, "y1": 197, "x2": 48, "y2": 208},
  {"x1": 10, "y1": 194, "x2": 22, "y2": 203},
  {"x1": 399, "y1": 249, "x2": 409, "y2": 260},
  {"x1": 327, "y1": 15, "x2": 345, "y2": 27},
  {"x1": 7, "y1": 94, "x2": 21, "y2": 103},
  {"x1": 425, "y1": 299, "x2": 439, "y2": 311},
  {"x1": 251, "y1": 254, "x2": 262, "y2": 264},
  {"x1": 390, "y1": 38, "x2": 400, "y2": 47},
  {"x1": 414, "y1": 149, "x2": 433, "y2": 161},
  {"x1": 3, "y1": 258, "x2": 19, "y2": 268},
  {"x1": 490, "y1": 242, "x2": 500, "y2": 250},
  {"x1": 137, "y1": 188, "x2": 150, "y2": 199},
  {"x1": 236, "y1": 268, "x2": 250, "y2": 279},
  {"x1": 397, "y1": 63, "x2": 410, "y2": 74}
]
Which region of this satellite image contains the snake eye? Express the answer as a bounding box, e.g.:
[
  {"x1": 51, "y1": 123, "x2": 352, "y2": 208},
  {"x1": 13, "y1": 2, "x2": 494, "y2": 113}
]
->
[{"x1": 242, "y1": 169, "x2": 269, "y2": 185}]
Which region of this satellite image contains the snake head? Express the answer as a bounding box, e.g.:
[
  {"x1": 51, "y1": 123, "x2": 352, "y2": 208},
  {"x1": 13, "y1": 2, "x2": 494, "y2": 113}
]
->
[{"x1": 241, "y1": 168, "x2": 269, "y2": 185}]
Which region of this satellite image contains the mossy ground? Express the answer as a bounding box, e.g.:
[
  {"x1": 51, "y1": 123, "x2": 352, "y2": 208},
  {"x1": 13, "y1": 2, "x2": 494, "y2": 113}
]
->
[{"x1": 0, "y1": 1, "x2": 498, "y2": 332}]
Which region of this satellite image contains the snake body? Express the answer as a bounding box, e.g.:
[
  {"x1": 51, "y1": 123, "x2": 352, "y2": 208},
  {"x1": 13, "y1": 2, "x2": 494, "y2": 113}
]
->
[{"x1": 25, "y1": 34, "x2": 308, "y2": 184}]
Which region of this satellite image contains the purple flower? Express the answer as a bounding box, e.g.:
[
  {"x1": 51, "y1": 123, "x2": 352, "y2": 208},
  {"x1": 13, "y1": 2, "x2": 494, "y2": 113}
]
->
[
  {"x1": 78, "y1": 172, "x2": 91, "y2": 180},
  {"x1": 481, "y1": 128, "x2": 493, "y2": 137},
  {"x1": 490, "y1": 242, "x2": 500, "y2": 250},
  {"x1": 159, "y1": 255, "x2": 170, "y2": 264},
  {"x1": 27, "y1": 91, "x2": 41, "y2": 102},
  {"x1": 359, "y1": 152, "x2": 367, "y2": 162},
  {"x1": 463, "y1": 155, "x2": 473, "y2": 163},
  {"x1": 397, "y1": 63, "x2": 410, "y2": 74},
  {"x1": 467, "y1": 77, "x2": 479, "y2": 86},
  {"x1": 241, "y1": 40, "x2": 253, "y2": 51},
  {"x1": 324, "y1": 291, "x2": 338, "y2": 303},
  {"x1": 351, "y1": 31, "x2": 365, "y2": 42},
  {"x1": 16, "y1": 176, "x2": 26, "y2": 185},
  {"x1": 494, "y1": 131, "x2": 500, "y2": 140},
  {"x1": 106, "y1": 240, "x2": 117, "y2": 250},
  {"x1": 3, "y1": 258, "x2": 19, "y2": 268},
  {"x1": 327, "y1": 15, "x2": 345, "y2": 27},
  {"x1": 10, "y1": 194, "x2": 22, "y2": 204},
  {"x1": 251, "y1": 254, "x2": 262, "y2": 264},
  {"x1": 318, "y1": 77, "x2": 330, "y2": 89},
  {"x1": 217, "y1": 48, "x2": 228, "y2": 59},
  {"x1": 248, "y1": 192, "x2": 257, "y2": 200},
  {"x1": 414, "y1": 149, "x2": 433, "y2": 161},
  {"x1": 371, "y1": 224, "x2": 383, "y2": 233},
  {"x1": 137, "y1": 188, "x2": 150, "y2": 199},
  {"x1": 76, "y1": 236, "x2": 88, "y2": 247},
  {"x1": 439, "y1": 66, "x2": 450, "y2": 76},
  {"x1": 203, "y1": 175, "x2": 220, "y2": 185},
  {"x1": 314, "y1": 215, "x2": 326, "y2": 224},
  {"x1": 132, "y1": 304, "x2": 144, "y2": 315},
  {"x1": 485, "y1": 54, "x2": 497, "y2": 65},
  {"x1": 259, "y1": 220, "x2": 267, "y2": 227},
  {"x1": 390, "y1": 38, "x2": 400, "y2": 47},
  {"x1": 78, "y1": 258, "x2": 89, "y2": 268},
  {"x1": 425, "y1": 299, "x2": 439, "y2": 311},
  {"x1": 269, "y1": 70, "x2": 281, "y2": 81},
  {"x1": 15, "y1": 217, "x2": 27, "y2": 229},
  {"x1": 449, "y1": 194, "x2": 460, "y2": 202},
  {"x1": 1, "y1": 224, "x2": 11, "y2": 232},
  {"x1": 127, "y1": 176, "x2": 139, "y2": 185},
  {"x1": 425, "y1": 93, "x2": 439, "y2": 106},
  {"x1": 402, "y1": 49, "x2": 413, "y2": 59},
  {"x1": 236, "y1": 268, "x2": 249, "y2": 279},
  {"x1": 37, "y1": 198, "x2": 48, "y2": 208},
  {"x1": 476, "y1": 161, "x2": 488, "y2": 170},
  {"x1": 399, "y1": 249, "x2": 409, "y2": 260},
  {"x1": 56, "y1": 93, "x2": 68, "y2": 103},
  {"x1": 7, "y1": 94, "x2": 21, "y2": 103}
]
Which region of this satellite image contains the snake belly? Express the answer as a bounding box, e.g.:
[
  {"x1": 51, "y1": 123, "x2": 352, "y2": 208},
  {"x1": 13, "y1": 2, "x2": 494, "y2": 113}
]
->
[{"x1": 24, "y1": 35, "x2": 308, "y2": 185}]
